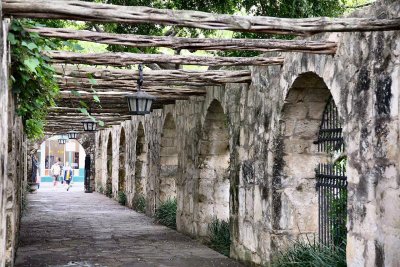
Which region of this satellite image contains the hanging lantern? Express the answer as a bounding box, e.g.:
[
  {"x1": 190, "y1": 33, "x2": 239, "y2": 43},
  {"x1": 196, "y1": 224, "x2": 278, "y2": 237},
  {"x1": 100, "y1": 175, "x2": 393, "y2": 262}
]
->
[
  {"x1": 82, "y1": 120, "x2": 97, "y2": 132},
  {"x1": 67, "y1": 130, "x2": 79, "y2": 139},
  {"x1": 126, "y1": 64, "x2": 156, "y2": 115},
  {"x1": 58, "y1": 135, "x2": 68, "y2": 145}
]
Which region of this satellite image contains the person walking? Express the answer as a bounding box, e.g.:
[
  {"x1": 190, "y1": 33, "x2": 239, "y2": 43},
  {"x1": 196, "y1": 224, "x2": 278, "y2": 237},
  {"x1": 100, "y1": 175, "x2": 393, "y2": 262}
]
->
[
  {"x1": 63, "y1": 162, "x2": 74, "y2": 191},
  {"x1": 50, "y1": 159, "x2": 62, "y2": 187}
]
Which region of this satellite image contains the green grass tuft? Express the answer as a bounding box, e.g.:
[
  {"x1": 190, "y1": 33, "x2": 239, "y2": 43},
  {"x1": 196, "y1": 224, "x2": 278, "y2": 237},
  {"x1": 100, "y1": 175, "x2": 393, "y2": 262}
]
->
[
  {"x1": 271, "y1": 239, "x2": 346, "y2": 267},
  {"x1": 155, "y1": 198, "x2": 177, "y2": 229},
  {"x1": 208, "y1": 218, "x2": 231, "y2": 257},
  {"x1": 118, "y1": 191, "x2": 126, "y2": 206},
  {"x1": 133, "y1": 194, "x2": 146, "y2": 213},
  {"x1": 105, "y1": 179, "x2": 112, "y2": 198}
]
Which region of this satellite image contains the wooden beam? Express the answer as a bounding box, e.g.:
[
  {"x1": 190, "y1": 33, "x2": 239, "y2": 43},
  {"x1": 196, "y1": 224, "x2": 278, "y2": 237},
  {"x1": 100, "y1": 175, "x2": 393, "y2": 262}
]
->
[
  {"x1": 47, "y1": 51, "x2": 284, "y2": 67},
  {"x1": 58, "y1": 86, "x2": 207, "y2": 94},
  {"x1": 55, "y1": 65, "x2": 251, "y2": 84},
  {"x1": 59, "y1": 90, "x2": 200, "y2": 98},
  {"x1": 4, "y1": 0, "x2": 400, "y2": 35},
  {"x1": 27, "y1": 27, "x2": 337, "y2": 54}
]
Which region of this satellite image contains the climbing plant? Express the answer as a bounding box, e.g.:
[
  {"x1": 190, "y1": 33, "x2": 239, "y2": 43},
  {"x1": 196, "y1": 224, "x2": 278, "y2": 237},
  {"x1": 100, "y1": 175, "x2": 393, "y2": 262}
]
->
[{"x1": 9, "y1": 19, "x2": 60, "y2": 140}]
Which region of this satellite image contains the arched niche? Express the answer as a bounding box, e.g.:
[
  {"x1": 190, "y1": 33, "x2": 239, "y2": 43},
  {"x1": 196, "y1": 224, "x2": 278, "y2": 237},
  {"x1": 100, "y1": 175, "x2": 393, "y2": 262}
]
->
[
  {"x1": 118, "y1": 127, "x2": 126, "y2": 193},
  {"x1": 106, "y1": 132, "x2": 113, "y2": 197},
  {"x1": 196, "y1": 100, "x2": 230, "y2": 236},
  {"x1": 135, "y1": 122, "x2": 147, "y2": 197},
  {"x1": 159, "y1": 113, "x2": 178, "y2": 204},
  {"x1": 273, "y1": 72, "x2": 332, "y2": 242}
]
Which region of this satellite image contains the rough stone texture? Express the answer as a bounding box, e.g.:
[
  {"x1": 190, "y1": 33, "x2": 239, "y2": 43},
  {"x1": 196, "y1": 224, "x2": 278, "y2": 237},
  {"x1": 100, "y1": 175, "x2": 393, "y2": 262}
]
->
[
  {"x1": 6, "y1": 91, "x2": 25, "y2": 267},
  {"x1": 0, "y1": 14, "x2": 26, "y2": 267},
  {"x1": 91, "y1": 1, "x2": 400, "y2": 266},
  {"x1": 15, "y1": 186, "x2": 243, "y2": 267}
]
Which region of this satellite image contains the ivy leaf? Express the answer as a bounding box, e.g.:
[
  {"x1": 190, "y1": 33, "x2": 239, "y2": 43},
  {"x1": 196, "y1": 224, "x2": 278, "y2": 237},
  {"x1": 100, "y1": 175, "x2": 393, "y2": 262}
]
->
[
  {"x1": 23, "y1": 58, "x2": 40, "y2": 73},
  {"x1": 98, "y1": 120, "x2": 105, "y2": 127},
  {"x1": 8, "y1": 33, "x2": 17, "y2": 45},
  {"x1": 88, "y1": 77, "x2": 97, "y2": 85},
  {"x1": 79, "y1": 100, "x2": 88, "y2": 108},
  {"x1": 93, "y1": 95, "x2": 100, "y2": 103},
  {"x1": 27, "y1": 42, "x2": 38, "y2": 50},
  {"x1": 79, "y1": 108, "x2": 89, "y2": 115},
  {"x1": 71, "y1": 90, "x2": 81, "y2": 97}
]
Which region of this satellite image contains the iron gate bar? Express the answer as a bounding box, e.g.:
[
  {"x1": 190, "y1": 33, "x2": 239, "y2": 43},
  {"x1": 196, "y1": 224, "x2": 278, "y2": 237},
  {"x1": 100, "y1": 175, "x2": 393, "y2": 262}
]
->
[{"x1": 314, "y1": 97, "x2": 347, "y2": 248}]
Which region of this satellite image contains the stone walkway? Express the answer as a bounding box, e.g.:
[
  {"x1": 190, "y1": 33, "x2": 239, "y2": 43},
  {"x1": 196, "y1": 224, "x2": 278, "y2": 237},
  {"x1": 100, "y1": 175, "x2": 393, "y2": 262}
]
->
[{"x1": 15, "y1": 183, "x2": 243, "y2": 267}]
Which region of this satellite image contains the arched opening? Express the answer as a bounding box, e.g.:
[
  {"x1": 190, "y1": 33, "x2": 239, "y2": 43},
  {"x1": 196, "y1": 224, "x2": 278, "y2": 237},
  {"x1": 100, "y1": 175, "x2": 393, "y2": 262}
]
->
[
  {"x1": 274, "y1": 72, "x2": 347, "y2": 247},
  {"x1": 35, "y1": 136, "x2": 86, "y2": 191},
  {"x1": 106, "y1": 132, "x2": 113, "y2": 198},
  {"x1": 118, "y1": 128, "x2": 126, "y2": 193},
  {"x1": 159, "y1": 113, "x2": 178, "y2": 204},
  {"x1": 197, "y1": 100, "x2": 230, "y2": 236},
  {"x1": 134, "y1": 122, "x2": 147, "y2": 200}
]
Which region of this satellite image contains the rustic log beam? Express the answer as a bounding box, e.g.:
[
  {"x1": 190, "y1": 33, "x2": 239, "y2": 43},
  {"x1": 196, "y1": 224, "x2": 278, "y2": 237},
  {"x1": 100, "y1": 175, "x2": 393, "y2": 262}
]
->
[
  {"x1": 59, "y1": 89, "x2": 205, "y2": 97},
  {"x1": 47, "y1": 51, "x2": 284, "y2": 66},
  {"x1": 3, "y1": 0, "x2": 400, "y2": 35},
  {"x1": 58, "y1": 87, "x2": 207, "y2": 95},
  {"x1": 58, "y1": 93, "x2": 190, "y2": 101},
  {"x1": 54, "y1": 66, "x2": 251, "y2": 84},
  {"x1": 27, "y1": 27, "x2": 337, "y2": 54}
]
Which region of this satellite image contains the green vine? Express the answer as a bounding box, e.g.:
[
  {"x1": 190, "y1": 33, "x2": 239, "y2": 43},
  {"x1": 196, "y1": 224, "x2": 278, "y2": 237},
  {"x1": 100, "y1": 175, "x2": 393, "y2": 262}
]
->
[{"x1": 9, "y1": 19, "x2": 60, "y2": 140}]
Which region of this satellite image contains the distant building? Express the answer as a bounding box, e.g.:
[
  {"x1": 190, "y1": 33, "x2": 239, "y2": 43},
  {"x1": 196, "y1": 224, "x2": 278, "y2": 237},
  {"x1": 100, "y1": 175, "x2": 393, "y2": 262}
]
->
[{"x1": 37, "y1": 136, "x2": 86, "y2": 182}]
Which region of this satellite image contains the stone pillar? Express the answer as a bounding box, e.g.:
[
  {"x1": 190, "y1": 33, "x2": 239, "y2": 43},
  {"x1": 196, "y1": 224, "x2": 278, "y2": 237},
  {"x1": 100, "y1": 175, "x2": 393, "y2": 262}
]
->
[{"x1": 78, "y1": 133, "x2": 96, "y2": 192}]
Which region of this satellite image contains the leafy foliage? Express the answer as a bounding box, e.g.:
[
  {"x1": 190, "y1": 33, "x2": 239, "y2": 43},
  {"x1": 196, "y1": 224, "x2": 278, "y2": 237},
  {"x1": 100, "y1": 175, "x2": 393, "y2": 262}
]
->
[
  {"x1": 118, "y1": 191, "x2": 127, "y2": 205},
  {"x1": 9, "y1": 20, "x2": 60, "y2": 139},
  {"x1": 133, "y1": 194, "x2": 146, "y2": 213},
  {"x1": 271, "y1": 239, "x2": 346, "y2": 267},
  {"x1": 105, "y1": 178, "x2": 113, "y2": 198},
  {"x1": 155, "y1": 198, "x2": 177, "y2": 229},
  {"x1": 208, "y1": 218, "x2": 231, "y2": 257}
]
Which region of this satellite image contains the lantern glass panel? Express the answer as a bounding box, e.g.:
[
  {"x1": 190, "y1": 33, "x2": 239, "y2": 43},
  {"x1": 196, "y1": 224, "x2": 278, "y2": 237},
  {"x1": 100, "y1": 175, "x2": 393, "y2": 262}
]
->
[
  {"x1": 126, "y1": 91, "x2": 155, "y2": 115},
  {"x1": 82, "y1": 121, "x2": 96, "y2": 131}
]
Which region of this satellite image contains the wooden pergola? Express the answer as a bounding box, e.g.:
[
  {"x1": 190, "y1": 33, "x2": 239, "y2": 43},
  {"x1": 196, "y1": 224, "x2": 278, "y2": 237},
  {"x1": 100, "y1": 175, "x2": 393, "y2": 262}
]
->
[{"x1": 2, "y1": 0, "x2": 399, "y2": 134}]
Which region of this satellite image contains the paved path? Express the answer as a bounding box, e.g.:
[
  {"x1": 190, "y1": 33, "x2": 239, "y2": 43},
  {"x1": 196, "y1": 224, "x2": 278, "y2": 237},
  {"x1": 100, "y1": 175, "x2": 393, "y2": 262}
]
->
[{"x1": 15, "y1": 184, "x2": 243, "y2": 267}]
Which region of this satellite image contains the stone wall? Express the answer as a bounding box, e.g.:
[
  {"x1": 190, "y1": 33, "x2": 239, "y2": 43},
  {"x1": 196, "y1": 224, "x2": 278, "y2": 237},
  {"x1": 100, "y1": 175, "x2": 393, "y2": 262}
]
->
[
  {"x1": 93, "y1": 1, "x2": 400, "y2": 266},
  {"x1": 0, "y1": 11, "x2": 27, "y2": 266},
  {"x1": 6, "y1": 89, "x2": 25, "y2": 267},
  {"x1": 0, "y1": 5, "x2": 9, "y2": 265}
]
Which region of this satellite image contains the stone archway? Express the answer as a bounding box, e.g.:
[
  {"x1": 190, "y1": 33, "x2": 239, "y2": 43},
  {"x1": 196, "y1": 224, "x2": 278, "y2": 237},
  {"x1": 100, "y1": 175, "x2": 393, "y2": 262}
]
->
[
  {"x1": 159, "y1": 113, "x2": 178, "y2": 205},
  {"x1": 106, "y1": 132, "x2": 113, "y2": 198},
  {"x1": 118, "y1": 128, "x2": 126, "y2": 193},
  {"x1": 196, "y1": 99, "x2": 230, "y2": 236},
  {"x1": 272, "y1": 72, "x2": 333, "y2": 247},
  {"x1": 135, "y1": 122, "x2": 147, "y2": 198}
]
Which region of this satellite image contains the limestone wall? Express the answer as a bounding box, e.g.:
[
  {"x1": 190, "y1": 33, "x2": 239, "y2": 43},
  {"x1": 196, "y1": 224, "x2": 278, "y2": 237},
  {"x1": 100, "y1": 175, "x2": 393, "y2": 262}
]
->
[
  {"x1": 6, "y1": 90, "x2": 25, "y2": 267},
  {"x1": 0, "y1": 11, "x2": 26, "y2": 266},
  {"x1": 93, "y1": 1, "x2": 400, "y2": 266},
  {"x1": 0, "y1": 5, "x2": 9, "y2": 265}
]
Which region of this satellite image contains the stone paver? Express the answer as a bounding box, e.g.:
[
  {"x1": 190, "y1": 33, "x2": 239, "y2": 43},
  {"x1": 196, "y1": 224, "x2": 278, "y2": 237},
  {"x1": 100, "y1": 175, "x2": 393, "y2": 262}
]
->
[{"x1": 15, "y1": 183, "x2": 243, "y2": 267}]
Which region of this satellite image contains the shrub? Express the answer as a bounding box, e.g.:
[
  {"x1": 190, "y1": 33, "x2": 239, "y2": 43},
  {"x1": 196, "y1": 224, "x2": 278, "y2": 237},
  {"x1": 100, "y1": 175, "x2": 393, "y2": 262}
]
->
[
  {"x1": 133, "y1": 194, "x2": 146, "y2": 213},
  {"x1": 208, "y1": 218, "x2": 231, "y2": 257},
  {"x1": 98, "y1": 186, "x2": 104, "y2": 194},
  {"x1": 271, "y1": 239, "x2": 346, "y2": 267},
  {"x1": 105, "y1": 179, "x2": 112, "y2": 198},
  {"x1": 118, "y1": 191, "x2": 126, "y2": 206},
  {"x1": 155, "y1": 198, "x2": 177, "y2": 229}
]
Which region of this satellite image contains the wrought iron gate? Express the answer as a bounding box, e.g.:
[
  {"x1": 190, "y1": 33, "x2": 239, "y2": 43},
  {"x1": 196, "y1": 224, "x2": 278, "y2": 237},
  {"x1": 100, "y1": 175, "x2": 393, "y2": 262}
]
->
[{"x1": 314, "y1": 97, "x2": 347, "y2": 247}]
